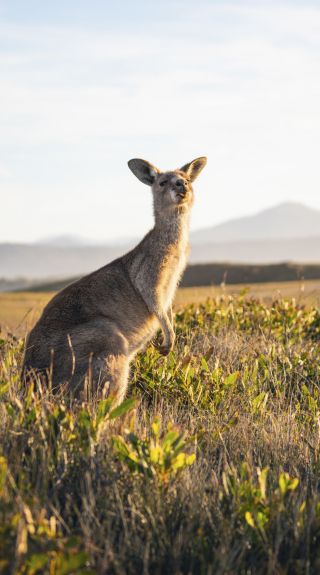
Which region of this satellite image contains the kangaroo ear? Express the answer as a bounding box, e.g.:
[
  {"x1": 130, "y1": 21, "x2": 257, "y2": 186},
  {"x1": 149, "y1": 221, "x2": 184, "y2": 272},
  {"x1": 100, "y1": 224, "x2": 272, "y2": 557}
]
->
[
  {"x1": 128, "y1": 158, "x2": 160, "y2": 186},
  {"x1": 180, "y1": 156, "x2": 207, "y2": 182}
]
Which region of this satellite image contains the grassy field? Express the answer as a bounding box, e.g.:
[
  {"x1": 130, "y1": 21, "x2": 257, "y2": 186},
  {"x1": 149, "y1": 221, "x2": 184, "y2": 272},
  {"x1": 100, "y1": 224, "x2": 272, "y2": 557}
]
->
[
  {"x1": 0, "y1": 290, "x2": 320, "y2": 573},
  {"x1": 175, "y1": 278, "x2": 320, "y2": 307},
  {"x1": 0, "y1": 291, "x2": 55, "y2": 337},
  {"x1": 1, "y1": 279, "x2": 320, "y2": 337}
]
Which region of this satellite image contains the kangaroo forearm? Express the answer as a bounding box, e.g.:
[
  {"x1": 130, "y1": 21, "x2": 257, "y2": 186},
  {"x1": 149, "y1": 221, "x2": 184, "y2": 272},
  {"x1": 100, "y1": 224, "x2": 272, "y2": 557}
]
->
[
  {"x1": 133, "y1": 283, "x2": 174, "y2": 343},
  {"x1": 156, "y1": 310, "x2": 175, "y2": 346}
]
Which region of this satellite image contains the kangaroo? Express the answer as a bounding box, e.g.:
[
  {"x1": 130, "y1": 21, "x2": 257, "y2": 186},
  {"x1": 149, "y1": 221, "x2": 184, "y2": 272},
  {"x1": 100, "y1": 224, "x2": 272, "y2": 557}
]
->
[{"x1": 22, "y1": 156, "x2": 207, "y2": 402}]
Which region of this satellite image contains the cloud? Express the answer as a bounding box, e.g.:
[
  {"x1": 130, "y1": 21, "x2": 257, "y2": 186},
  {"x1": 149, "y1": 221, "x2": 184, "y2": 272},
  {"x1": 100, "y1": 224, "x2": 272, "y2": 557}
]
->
[
  {"x1": 0, "y1": 1, "x2": 320, "y2": 241},
  {"x1": 0, "y1": 165, "x2": 12, "y2": 178}
]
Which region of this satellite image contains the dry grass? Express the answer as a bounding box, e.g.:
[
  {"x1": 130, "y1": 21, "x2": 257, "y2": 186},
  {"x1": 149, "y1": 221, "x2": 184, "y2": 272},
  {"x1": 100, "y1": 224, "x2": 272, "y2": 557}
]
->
[
  {"x1": 0, "y1": 294, "x2": 319, "y2": 573},
  {"x1": 175, "y1": 278, "x2": 320, "y2": 308},
  {"x1": 1, "y1": 279, "x2": 320, "y2": 336},
  {"x1": 0, "y1": 291, "x2": 54, "y2": 336}
]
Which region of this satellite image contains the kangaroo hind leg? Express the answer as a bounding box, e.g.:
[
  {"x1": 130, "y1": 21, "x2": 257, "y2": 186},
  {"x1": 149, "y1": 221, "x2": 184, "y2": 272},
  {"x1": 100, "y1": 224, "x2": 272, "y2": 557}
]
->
[
  {"x1": 91, "y1": 352, "x2": 130, "y2": 405},
  {"x1": 69, "y1": 321, "x2": 130, "y2": 404}
]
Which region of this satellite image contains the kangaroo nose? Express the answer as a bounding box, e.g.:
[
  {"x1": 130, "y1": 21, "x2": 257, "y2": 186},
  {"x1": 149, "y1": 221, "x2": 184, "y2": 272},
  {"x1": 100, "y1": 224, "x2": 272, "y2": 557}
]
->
[{"x1": 175, "y1": 179, "x2": 187, "y2": 198}]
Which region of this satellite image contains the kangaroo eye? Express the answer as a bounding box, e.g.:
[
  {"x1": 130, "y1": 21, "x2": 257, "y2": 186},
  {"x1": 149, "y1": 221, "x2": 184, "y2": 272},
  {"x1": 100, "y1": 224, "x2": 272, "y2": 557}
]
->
[{"x1": 159, "y1": 180, "x2": 167, "y2": 187}]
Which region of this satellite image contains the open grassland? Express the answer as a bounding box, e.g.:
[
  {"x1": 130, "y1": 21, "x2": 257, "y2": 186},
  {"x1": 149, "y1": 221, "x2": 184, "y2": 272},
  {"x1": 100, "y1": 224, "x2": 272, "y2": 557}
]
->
[
  {"x1": 1, "y1": 279, "x2": 320, "y2": 337},
  {"x1": 0, "y1": 292, "x2": 55, "y2": 337},
  {"x1": 175, "y1": 279, "x2": 320, "y2": 308},
  {"x1": 0, "y1": 294, "x2": 320, "y2": 573}
]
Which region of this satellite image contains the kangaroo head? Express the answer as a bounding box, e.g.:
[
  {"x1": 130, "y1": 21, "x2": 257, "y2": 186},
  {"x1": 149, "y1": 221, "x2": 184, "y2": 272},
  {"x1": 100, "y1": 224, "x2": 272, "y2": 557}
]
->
[{"x1": 128, "y1": 157, "x2": 207, "y2": 216}]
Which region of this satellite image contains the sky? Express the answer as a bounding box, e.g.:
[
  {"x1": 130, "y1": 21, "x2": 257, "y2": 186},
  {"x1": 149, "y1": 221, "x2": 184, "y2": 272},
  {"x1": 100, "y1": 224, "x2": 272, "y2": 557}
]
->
[{"x1": 0, "y1": 0, "x2": 320, "y2": 243}]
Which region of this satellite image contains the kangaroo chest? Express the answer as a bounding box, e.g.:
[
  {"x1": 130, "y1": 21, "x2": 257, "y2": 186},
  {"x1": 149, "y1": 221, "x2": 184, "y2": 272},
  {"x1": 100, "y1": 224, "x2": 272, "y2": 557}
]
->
[
  {"x1": 158, "y1": 240, "x2": 189, "y2": 311},
  {"x1": 127, "y1": 214, "x2": 190, "y2": 317}
]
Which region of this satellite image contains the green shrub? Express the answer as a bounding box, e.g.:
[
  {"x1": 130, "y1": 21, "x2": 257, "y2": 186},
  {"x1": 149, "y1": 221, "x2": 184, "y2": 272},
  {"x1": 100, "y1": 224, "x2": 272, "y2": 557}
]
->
[{"x1": 113, "y1": 416, "x2": 196, "y2": 483}]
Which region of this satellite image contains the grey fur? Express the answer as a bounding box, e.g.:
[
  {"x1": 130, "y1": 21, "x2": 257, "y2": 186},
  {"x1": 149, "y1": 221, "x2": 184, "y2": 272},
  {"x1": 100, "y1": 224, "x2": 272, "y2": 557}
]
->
[{"x1": 22, "y1": 156, "x2": 207, "y2": 402}]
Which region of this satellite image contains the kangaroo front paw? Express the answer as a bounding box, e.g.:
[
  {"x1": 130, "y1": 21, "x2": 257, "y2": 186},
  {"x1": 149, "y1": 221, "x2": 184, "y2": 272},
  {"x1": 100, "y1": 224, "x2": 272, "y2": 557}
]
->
[
  {"x1": 155, "y1": 336, "x2": 175, "y2": 356},
  {"x1": 157, "y1": 343, "x2": 173, "y2": 356}
]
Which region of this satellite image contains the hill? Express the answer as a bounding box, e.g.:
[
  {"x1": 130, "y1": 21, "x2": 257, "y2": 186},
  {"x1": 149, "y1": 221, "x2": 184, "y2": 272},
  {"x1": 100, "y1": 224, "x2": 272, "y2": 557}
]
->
[
  {"x1": 1, "y1": 202, "x2": 320, "y2": 280},
  {"x1": 0, "y1": 242, "x2": 133, "y2": 280},
  {"x1": 182, "y1": 262, "x2": 320, "y2": 287},
  {"x1": 189, "y1": 236, "x2": 320, "y2": 264},
  {"x1": 191, "y1": 201, "x2": 320, "y2": 243},
  {"x1": 7, "y1": 262, "x2": 320, "y2": 294}
]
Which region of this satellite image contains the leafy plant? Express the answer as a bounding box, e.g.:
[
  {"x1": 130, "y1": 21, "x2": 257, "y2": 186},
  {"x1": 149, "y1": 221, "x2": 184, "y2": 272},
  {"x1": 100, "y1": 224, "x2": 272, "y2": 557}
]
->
[{"x1": 113, "y1": 416, "x2": 196, "y2": 483}]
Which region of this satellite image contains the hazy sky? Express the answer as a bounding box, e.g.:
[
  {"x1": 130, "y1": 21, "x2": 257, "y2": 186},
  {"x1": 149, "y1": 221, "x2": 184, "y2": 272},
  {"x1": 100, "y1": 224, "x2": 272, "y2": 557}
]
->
[{"x1": 1, "y1": 0, "x2": 320, "y2": 243}]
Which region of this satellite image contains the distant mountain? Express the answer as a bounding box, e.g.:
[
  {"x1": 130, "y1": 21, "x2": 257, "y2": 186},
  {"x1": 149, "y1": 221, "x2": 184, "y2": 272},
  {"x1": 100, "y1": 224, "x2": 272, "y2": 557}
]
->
[
  {"x1": 35, "y1": 234, "x2": 137, "y2": 247},
  {"x1": 189, "y1": 236, "x2": 320, "y2": 264},
  {"x1": 191, "y1": 202, "x2": 320, "y2": 244},
  {"x1": 1, "y1": 202, "x2": 320, "y2": 283},
  {"x1": 34, "y1": 235, "x2": 98, "y2": 247},
  {"x1": 0, "y1": 242, "x2": 133, "y2": 282}
]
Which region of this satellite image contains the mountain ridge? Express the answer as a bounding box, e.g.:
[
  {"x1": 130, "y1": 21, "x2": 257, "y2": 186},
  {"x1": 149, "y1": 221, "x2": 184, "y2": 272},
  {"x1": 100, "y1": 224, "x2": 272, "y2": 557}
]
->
[
  {"x1": 21, "y1": 202, "x2": 320, "y2": 248},
  {"x1": 191, "y1": 202, "x2": 320, "y2": 244},
  {"x1": 1, "y1": 202, "x2": 320, "y2": 280}
]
